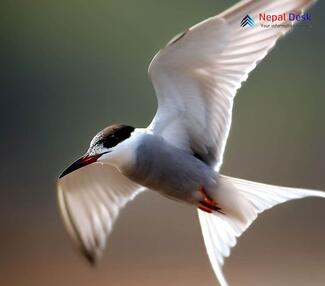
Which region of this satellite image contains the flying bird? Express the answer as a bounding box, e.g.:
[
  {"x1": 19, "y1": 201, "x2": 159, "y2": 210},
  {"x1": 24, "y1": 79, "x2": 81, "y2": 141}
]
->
[{"x1": 57, "y1": 0, "x2": 322, "y2": 285}]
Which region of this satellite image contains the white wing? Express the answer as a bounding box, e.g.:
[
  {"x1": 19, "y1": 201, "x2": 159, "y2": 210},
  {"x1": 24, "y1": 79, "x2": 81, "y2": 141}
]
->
[
  {"x1": 57, "y1": 163, "x2": 144, "y2": 263},
  {"x1": 148, "y1": 0, "x2": 316, "y2": 170},
  {"x1": 148, "y1": 0, "x2": 317, "y2": 285}
]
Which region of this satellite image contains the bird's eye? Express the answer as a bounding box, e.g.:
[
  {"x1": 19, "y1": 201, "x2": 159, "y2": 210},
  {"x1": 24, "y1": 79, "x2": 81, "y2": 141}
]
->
[{"x1": 97, "y1": 125, "x2": 134, "y2": 149}]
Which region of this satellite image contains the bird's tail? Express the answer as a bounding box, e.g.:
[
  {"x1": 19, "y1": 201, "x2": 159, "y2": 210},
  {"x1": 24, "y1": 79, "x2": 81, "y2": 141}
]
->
[{"x1": 198, "y1": 175, "x2": 325, "y2": 286}]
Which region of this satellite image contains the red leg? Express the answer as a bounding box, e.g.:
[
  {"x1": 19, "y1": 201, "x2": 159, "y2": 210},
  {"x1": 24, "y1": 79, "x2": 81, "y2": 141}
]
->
[
  {"x1": 198, "y1": 185, "x2": 225, "y2": 214},
  {"x1": 198, "y1": 185, "x2": 215, "y2": 205},
  {"x1": 198, "y1": 203, "x2": 213, "y2": 213}
]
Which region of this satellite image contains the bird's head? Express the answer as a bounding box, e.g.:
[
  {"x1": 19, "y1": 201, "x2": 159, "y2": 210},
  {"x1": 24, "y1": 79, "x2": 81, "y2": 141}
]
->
[{"x1": 59, "y1": 124, "x2": 136, "y2": 178}]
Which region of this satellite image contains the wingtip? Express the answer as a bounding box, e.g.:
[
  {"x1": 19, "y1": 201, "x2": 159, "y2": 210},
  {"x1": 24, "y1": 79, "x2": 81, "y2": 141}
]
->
[
  {"x1": 83, "y1": 250, "x2": 100, "y2": 267},
  {"x1": 57, "y1": 182, "x2": 102, "y2": 268}
]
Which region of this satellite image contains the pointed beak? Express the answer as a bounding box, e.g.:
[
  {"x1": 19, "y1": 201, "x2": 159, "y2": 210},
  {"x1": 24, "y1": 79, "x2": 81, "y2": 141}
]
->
[{"x1": 59, "y1": 153, "x2": 102, "y2": 179}]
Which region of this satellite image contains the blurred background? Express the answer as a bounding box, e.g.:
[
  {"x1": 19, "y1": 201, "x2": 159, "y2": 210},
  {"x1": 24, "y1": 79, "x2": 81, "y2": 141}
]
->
[{"x1": 1, "y1": 0, "x2": 325, "y2": 285}]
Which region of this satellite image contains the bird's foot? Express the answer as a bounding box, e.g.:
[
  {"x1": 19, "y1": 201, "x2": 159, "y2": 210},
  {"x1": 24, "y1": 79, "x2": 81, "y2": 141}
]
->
[{"x1": 198, "y1": 185, "x2": 225, "y2": 214}]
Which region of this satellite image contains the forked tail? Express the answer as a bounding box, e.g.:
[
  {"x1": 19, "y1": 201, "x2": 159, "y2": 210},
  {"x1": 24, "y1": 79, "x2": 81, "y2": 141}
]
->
[{"x1": 198, "y1": 175, "x2": 325, "y2": 286}]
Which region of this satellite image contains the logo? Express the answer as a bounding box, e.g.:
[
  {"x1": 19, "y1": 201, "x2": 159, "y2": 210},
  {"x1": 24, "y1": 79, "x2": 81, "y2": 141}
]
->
[
  {"x1": 240, "y1": 12, "x2": 312, "y2": 29},
  {"x1": 241, "y1": 15, "x2": 255, "y2": 27},
  {"x1": 259, "y1": 12, "x2": 311, "y2": 23}
]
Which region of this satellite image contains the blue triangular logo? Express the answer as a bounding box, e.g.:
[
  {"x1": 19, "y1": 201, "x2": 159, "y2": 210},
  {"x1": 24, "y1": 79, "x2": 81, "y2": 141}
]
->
[{"x1": 241, "y1": 15, "x2": 255, "y2": 27}]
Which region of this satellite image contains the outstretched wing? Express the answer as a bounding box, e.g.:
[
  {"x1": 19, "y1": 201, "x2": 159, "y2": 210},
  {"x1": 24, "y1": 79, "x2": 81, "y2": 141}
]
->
[
  {"x1": 148, "y1": 0, "x2": 316, "y2": 170},
  {"x1": 57, "y1": 163, "x2": 144, "y2": 263}
]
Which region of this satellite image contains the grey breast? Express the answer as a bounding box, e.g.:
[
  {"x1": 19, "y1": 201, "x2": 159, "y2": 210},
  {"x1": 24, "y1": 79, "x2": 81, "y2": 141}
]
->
[{"x1": 124, "y1": 134, "x2": 218, "y2": 204}]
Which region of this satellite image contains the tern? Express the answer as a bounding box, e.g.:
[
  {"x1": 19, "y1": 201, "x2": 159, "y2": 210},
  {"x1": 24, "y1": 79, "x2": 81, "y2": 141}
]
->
[{"x1": 58, "y1": 0, "x2": 322, "y2": 285}]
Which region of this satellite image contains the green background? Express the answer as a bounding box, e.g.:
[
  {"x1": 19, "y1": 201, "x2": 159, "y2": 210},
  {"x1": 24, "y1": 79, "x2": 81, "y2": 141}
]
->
[{"x1": 1, "y1": 1, "x2": 325, "y2": 285}]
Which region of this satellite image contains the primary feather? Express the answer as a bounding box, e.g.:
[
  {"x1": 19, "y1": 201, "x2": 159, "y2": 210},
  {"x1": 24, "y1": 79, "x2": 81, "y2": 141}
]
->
[
  {"x1": 148, "y1": 0, "x2": 316, "y2": 170},
  {"x1": 58, "y1": 163, "x2": 144, "y2": 263},
  {"x1": 148, "y1": 0, "x2": 318, "y2": 285}
]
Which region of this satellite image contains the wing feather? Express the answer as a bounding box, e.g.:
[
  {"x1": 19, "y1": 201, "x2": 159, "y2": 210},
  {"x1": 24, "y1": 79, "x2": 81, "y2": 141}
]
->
[
  {"x1": 148, "y1": 1, "x2": 317, "y2": 285},
  {"x1": 148, "y1": 0, "x2": 316, "y2": 170},
  {"x1": 57, "y1": 163, "x2": 144, "y2": 263}
]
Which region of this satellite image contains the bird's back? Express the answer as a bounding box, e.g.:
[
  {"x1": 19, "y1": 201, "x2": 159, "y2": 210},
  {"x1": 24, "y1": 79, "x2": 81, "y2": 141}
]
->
[{"x1": 122, "y1": 134, "x2": 218, "y2": 204}]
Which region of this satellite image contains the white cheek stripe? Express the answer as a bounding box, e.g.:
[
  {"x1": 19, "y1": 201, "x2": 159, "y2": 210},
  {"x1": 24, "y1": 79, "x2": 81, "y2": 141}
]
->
[{"x1": 99, "y1": 129, "x2": 147, "y2": 170}]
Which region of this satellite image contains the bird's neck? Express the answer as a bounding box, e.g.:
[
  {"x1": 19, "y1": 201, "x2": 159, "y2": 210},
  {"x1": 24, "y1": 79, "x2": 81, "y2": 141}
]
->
[{"x1": 105, "y1": 128, "x2": 147, "y2": 172}]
